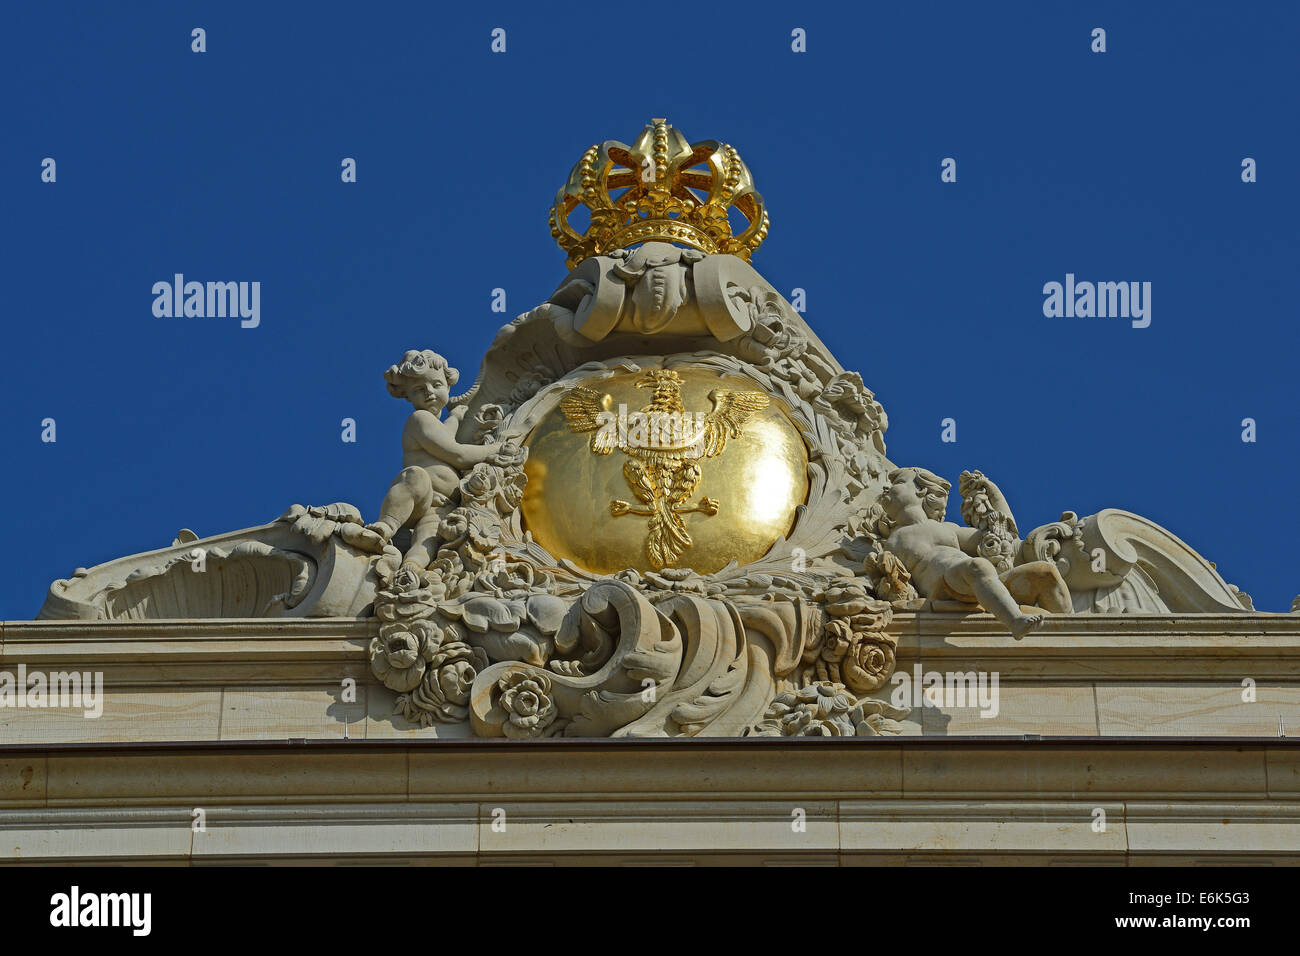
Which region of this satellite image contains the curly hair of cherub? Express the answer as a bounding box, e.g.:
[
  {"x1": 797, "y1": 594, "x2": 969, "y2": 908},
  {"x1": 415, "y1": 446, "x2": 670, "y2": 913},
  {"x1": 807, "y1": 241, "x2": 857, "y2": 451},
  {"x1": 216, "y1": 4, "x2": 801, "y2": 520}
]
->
[
  {"x1": 383, "y1": 349, "x2": 459, "y2": 399},
  {"x1": 890, "y1": 467, "x2": 951, "y2": 522}
]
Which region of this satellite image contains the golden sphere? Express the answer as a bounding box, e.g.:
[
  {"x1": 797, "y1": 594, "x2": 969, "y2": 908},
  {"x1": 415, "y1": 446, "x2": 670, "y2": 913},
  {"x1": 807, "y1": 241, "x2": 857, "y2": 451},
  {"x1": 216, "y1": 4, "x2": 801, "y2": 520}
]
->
[{"x1": 521, "y1": 367, "x2": 809, "y2": 575}]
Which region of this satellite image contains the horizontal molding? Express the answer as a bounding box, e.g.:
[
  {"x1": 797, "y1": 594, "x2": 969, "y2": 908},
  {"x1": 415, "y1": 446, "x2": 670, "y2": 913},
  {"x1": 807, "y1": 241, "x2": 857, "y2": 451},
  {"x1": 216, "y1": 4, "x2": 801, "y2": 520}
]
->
[
  {"x1": 4, "y1": 799, "x2": 1300, "y2": 864},
  {"x1": 0, "y1": 618, "x2": 375, "y2": 685},
  {"x1": 1, "y1": 739, "x2": 1297, "y2": 807},
  {"x1": 5, "y1": 613, "x2": 1300, "y2": 684}
]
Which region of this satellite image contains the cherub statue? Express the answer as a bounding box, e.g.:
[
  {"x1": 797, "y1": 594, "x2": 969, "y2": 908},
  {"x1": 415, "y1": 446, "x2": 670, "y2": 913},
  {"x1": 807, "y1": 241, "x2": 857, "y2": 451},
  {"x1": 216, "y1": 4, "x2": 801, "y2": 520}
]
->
[
  {"x1": 874, "y1": 467, "x2": 1071, "y2": 638},
  {"x1": 346, "y1": 349, "x2": 518, "y2": 571}
]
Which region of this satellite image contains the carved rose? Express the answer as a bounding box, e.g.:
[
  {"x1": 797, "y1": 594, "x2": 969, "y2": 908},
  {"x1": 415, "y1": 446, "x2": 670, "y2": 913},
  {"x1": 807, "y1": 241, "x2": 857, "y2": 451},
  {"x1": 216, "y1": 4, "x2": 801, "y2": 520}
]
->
[
  {"x1": 370, "y1": 619, "x2": 440, "y2": 693},
  {"x1": 610, "y1": 566, "x2": 722, "y2": 597},
  {"x1": 805, "y1": 588, "x2": 895, "y2": 689},
  {"x1": 646, "y1": 566, "x2": 719, "y2": 595},
  {"x1": 428, "y1": 552, "x2": 473, "y2": 602},
  {"x1": 375, "y1": 569, "x2": 439, "y2": 622},
  {"x1": 496, "y1": 670, "x2": 559, "y2": 739},
  {"x1": 842, "y1": 633, "x2": 896, "y2": 694},
  {"x1": 751, "y1": 311, "x2": 806, "y2": 360},
  {"x1": 396, "y1": 642, "x2": 488, "y2": 725},
  {"x1": 391, "y1": 566, "x2": 422, "y2": 593}
]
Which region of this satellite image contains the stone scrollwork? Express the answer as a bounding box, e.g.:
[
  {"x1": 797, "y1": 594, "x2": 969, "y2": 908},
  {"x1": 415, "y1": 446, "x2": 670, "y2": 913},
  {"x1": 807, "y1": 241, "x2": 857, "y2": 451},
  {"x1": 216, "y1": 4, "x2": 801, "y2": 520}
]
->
[
  {"x1": 1019, "y1": 508, "x2": 1254, "y2": 614},
  {"x1": 469, "y1": 580, "x2": 683, "y2": 738}
]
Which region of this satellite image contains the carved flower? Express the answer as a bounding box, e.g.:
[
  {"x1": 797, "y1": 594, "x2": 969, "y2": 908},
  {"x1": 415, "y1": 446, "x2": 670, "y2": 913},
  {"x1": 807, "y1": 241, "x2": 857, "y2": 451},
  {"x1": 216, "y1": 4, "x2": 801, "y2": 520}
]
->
[
  {"x1": 375, "y1": 568, "x2": 439, "y2": 622},
  {"x1": 842, "y1": 634, "x2": 896, "y2": 694},
  {"x1": 466, "y1": 511, "x2": 502, "y2": 557},
  {"x1": 821, "y1": 619, "x2": 854, "y2": 662},
  {"x1": 757, "y1": 683, "x2": 859, "y2": 736},
  {"x1": 753, "y1": 313, "x2": 804, "y2": 358},
  {"x1": 821, "y1": 579, "x2": 874, "y2": 617},
  {"x1": 438, "y1": 506, "x2": 502, "y2": 570},
  {"x1": 391, "y1": 566, "x2": 423, "y2": 593},
  {"x1": 804, "y1": 600, "x2": 894, "y2": 688},
  {"x1": 438, "y1": 509, "x2": 470, "y2": 547},
  {"x1": 500, "y1": 469, "x2": 528, "y2": 511},
  {"x1": 496, "y1": 670, "x2": 558, "y2": 739},
  {"x1": 370, "y1": 619, "x2": 441, "y2": 693},
  {"x1": 428, "y1": 552, "x2": 473, "y2": 602},
  {"x1": 461, "y1": 463, "x2": 504, "y2": 506},
  {"x1": 487, "y1": 440, "x2": 526, "y2": 470},
  {"x1": 477, "y1": 559, "x2": 553, "y2": 599},
  {"x1": 751, "y1": 682, "x2": 909, "y2": 737},
  {"x1": 396, "y1": 642, "x2": 488, "y2": 725},
  {"x1": 863, "y1": 549, "x2": 919, "y2": 605}
]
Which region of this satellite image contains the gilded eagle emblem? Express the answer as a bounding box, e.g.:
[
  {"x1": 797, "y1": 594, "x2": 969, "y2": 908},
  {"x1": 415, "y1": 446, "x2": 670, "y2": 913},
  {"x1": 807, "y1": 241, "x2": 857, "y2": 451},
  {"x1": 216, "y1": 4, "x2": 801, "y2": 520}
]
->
[{"x1": 559, "y1": 369, "x2": 770, "y2": 569}]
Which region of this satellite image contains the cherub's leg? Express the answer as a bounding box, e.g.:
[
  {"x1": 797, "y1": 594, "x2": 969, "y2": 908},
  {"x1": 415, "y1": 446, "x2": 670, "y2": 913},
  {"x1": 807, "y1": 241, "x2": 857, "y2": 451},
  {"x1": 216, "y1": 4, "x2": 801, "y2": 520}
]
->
[
  {"x1": 947, "y1": 557, "x2": 1045, "y2": 639},
  {"x1": 401, "y1": 499, "x2": 451, "y2": 572},
  {"x1": 343, "y1": 468, "x2": 433, "y2": 554},
  {"x1": 1001, "y1": 561, "x2": 1072, "y2": 614},
  {"x1": 369, "y1": 467, "x2": 433, "y2": 540}
]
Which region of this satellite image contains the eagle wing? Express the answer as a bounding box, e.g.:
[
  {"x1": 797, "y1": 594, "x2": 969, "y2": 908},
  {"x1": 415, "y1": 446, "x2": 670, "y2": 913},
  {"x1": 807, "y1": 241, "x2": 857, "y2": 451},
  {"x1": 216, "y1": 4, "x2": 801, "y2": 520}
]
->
[
  {"x1": 699, "y1": 389, "x2": 770, "y2": 458},
  {"x1": 559, "y1": 385, "x2": 618, "y2": 454}
]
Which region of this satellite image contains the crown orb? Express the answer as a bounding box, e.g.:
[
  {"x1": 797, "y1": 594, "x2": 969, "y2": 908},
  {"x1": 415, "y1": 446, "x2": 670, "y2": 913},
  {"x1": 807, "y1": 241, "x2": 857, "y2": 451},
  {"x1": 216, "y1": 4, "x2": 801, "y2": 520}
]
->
[{"x1": 520, "y1": 368, "x2": 809, "y2": 575}]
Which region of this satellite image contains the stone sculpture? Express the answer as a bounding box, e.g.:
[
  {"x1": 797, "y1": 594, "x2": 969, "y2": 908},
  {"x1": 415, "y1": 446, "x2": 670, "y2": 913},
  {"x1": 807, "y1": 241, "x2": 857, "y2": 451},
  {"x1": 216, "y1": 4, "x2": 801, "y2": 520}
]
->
[
  {"x1": 868, "y1": 467, "x2": 1070, "y2": 638},
  {"x1": 343, "y1": 349, "x2": 522, "y2": 573},
  {"x1": 38, "y1": 119, "x2": 1262, "y2": 740}
]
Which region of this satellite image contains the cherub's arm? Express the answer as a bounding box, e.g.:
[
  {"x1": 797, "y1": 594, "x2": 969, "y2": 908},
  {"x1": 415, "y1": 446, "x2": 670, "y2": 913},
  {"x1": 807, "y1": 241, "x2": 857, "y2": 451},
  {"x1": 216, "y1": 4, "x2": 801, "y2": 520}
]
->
[
  {"x1": 958, "y1": 470, "x2": 1020, "y2": 536},
  {"x1": 957, "y1": 471, "x2": 1023, "y2": 568},
  {"x1": 407, "y1": 411, "x2": 497, "y2": 469}
]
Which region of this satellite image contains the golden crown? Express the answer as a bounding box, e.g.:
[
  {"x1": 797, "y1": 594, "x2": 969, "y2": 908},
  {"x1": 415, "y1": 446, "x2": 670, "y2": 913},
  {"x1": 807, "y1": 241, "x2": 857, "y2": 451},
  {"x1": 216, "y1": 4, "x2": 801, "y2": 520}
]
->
[{"x1": 549, "y1": 119, "x2": 768, "y2": 270}]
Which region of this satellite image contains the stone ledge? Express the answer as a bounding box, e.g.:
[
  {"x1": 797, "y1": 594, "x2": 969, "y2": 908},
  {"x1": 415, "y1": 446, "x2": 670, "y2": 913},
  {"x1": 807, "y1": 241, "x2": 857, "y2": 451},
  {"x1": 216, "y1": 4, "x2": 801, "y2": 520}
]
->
[
  {"x1": 3, "y1": 741, "x2": 1297, "y2": 862},
  {"x1": 0, "y1": 618, "x2": 374, "y2": 685},
  {"x1": 5, "y1": 613, "x2": 1300, "y2": 684},
  {"x1": 3, "y1": 797, "x2": 1300, "y2": 864},
  {"x1": 0, "y1": 738, "x2": 1296, "y2": 805},
  {"x1": 4, "y1": 616, "x2": 1300, "y2": 743}
]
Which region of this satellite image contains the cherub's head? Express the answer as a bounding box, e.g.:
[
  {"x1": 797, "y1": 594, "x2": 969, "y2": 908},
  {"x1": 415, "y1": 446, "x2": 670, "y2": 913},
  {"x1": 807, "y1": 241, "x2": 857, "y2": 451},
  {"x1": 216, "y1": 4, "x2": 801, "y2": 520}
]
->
[
  {"x1": 880, "y1": 467, "x2": 950, "y2": 523},
  {"x1": 384, "y1": 349, "x2": 458, "y2": 413}
]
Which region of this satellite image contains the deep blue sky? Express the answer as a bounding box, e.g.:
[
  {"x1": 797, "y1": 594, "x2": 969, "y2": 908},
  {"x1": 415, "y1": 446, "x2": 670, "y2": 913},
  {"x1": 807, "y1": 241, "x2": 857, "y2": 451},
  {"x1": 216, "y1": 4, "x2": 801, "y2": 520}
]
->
[{"x1": 3, "y1": 2, "x2": 1297, "y2": 617}]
